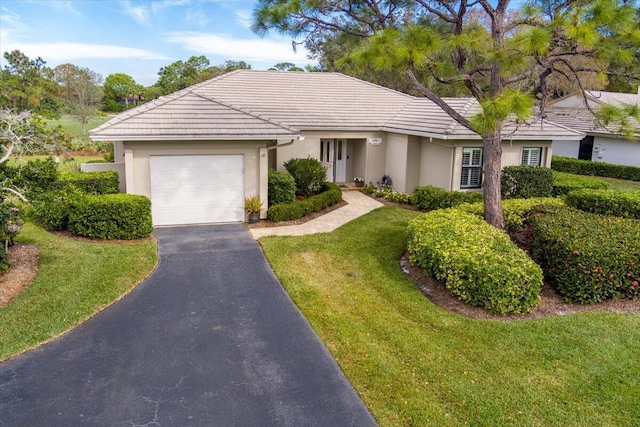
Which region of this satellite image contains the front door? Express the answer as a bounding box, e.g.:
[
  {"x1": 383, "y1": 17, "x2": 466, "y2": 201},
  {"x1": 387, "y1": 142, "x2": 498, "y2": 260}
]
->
[{"x1": 320, "y1": 139, "x2": 347, "y2": 182}]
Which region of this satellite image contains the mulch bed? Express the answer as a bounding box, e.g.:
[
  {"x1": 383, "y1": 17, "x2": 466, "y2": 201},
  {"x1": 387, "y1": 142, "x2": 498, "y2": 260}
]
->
[
  {"x1": 0, "y1": 245, "x2": 39, "y2": 308},
  {"x1": 245, "y1": 200, "x2": 348, "y2": 228}
]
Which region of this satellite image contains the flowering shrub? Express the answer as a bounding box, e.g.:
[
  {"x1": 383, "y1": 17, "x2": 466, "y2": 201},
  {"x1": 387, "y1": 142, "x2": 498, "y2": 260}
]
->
[
  {"x1": 552, "y1": 171, "x2": 609, "y2": 196},
  {"x1": 410, "y1": 186, "x2": 482, "y2": 211},
  {"x1": 364, "y1": 185, "x2": 411, "y2": 204},
  {"x1": 526, "y1": 206, "x2": 640, "y2": 303},
  {"x1": 457, "y1": 197, "x2": 565, "y2": 232},
  {"x1": 407, "y1": 209, "x2": 543, "y2": 315},
  {"x1": 565, "y1": 189, "x2": 640, "y2": 219}
]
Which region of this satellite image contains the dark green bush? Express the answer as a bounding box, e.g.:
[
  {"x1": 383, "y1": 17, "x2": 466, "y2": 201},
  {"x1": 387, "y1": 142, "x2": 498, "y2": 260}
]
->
[
  {"x1": 268, "y1": 169, "x2": 296, "y2": 206},
  {"x1": 565, "y1": 189, "x2": 640, "y2": 219},
  {"x1": 59, "y1": 171, "x2": 119, "y2": 195},
  {"x1": 407, "y1": 209, "x2": 543, "y2": 315},
  {"x1": 527, "y1": 206, "x2": 640, "y2": 304},
  {"x1": 68, "y1": 194, "x2": 153, "y2": 240},
  {"x1": 2, "y1": 157, "x2": 60, "y2": 198},
  {"x1": 551, "y1": 156, "x2": 640, "y2": 181},
  {"x1": 268, "y1": 182, "x2": 341, "y2": 222},
  {"x1": 283, "y1": 157, "x2": 327, "y2": 196},
  {"x1": 552, "y1": 171, "x2": 609, "y2": 196},
  {"x1": 410, "y1": 186, "x2": 483, "y2": 211},
  {"x1": 32, "y1": 185, "x2": 84, "y2": 231},
  {"x1": 501, "y1": 166, "x2": 554, "y2": 199}
]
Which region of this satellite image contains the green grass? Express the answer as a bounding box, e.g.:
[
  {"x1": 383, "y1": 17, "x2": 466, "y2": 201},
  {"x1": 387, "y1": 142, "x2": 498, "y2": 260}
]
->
[
  {"x1": 8, "y1": 155, "x2": 103, "y2": 174},
  {"x1": 0, "y1": 222, "x2": 157, "y2": 361},
  {"x1": 46, "y1": 115, "x2": 111, "y2": 138},
  {"x1": 259, "y1": 207, "x2": 640, "y2": 426},
  {"x1": 597, "y1": 176, "x2": 640, "y2": 192}
]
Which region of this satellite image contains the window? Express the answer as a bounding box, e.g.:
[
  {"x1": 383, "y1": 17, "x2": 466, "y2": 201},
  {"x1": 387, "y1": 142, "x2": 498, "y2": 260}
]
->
[
  {"x1": 461, "y1": 147, "x2": 483, "y2": 188},
  {"x1": 521, "y1": 147, "x2": 542, "y2": 166}
]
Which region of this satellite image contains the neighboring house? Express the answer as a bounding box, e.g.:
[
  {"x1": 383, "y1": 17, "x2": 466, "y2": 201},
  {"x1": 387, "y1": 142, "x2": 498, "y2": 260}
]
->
[
  {"x1": 89, "y1": 70, "x2": 582, "y2": 226},
  {"x1": 545, "y1": 89, "x2": 640, "y2": 167}
]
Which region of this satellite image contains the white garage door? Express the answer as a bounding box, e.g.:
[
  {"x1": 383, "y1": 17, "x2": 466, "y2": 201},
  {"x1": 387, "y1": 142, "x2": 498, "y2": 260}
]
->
[{"x1": 150, "y1": 155, "x2": 244, "y2": 226}]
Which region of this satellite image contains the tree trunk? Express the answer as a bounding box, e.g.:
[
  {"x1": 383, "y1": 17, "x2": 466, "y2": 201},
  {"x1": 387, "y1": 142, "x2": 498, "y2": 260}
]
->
[{"x1": 482, "y1": 132, "x2": 504, "y2": 229}]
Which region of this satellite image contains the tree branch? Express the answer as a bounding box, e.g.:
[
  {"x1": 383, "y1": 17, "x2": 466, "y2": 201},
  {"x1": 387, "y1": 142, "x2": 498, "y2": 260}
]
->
[{"x1": 406, "y1": 69, "x2": 474, "y2": 131}]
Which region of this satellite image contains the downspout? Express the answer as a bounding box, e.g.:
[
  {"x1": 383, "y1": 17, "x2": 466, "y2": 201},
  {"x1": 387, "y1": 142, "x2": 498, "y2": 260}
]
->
[{"x1": 266, "y1": 135, "x2": 305, "y2": 151}]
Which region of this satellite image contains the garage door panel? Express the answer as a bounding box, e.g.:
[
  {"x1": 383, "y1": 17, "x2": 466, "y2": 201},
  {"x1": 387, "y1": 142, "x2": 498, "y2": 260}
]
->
[{"x1": 150, "y1": 155, "x2": 245, "y2": 226}]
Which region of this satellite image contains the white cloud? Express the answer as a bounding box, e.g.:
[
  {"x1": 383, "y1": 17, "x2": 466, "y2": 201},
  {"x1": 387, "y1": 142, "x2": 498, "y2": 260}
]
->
[
  {"x1": 151, "y1": 0, "x2": 192, "y2": 13},
  {"x1": 1, "y1": 38, "x2": 170, "y2": 61},
  {"x1": 234, "y1": 9, "x2": 252, "y2": 29},
  {"x1": 186, "y1": 8, "x2": 210, "y2": 26},
  {"x1": 120, "y1": 0, "x2": 149, "y2": 25},
  {"x1": 164, "y1": 31, "x2": 312, "y2": 63}
]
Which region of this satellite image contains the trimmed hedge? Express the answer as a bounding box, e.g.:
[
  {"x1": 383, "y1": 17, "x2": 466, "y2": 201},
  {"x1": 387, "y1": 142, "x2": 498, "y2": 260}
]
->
[
  {"x1": 565, "y1": 189, "x2": 640, "y2": 219},
  {"x1": 457, "y1": 197, "x2": 566, "y2": 232},
  {"x1": 527, "y1": 206, "x2": 640, "y2": 304},
  {"x1": 551, "y1": 156, "x2": 640, "y2": 182},
  {"x1": 267, "y1": 182, "x2": 342, "y2": 222},
  {"x1": 501, "y1": 166, "x2": 554, "y2": 199},
  {"x1": 68, "y1": 194, "x2": 153, "y2": 240},
  {"x1": 268, "y1": 169, "x2": 296, "y2": 206},
  {"x1": 410, "y1": 186, "x2": 483, "y2": 211},
  {"x1": 32, "y1": 185, "x2": 84, "y2": 231},
  {"x1": 59, "y1": 171, "x2": 119, "y2": 195},
  {"x1": 283, "y1": 157, "x2": 327, "y2": 196},
  {"x1": 552, "y1": 171, "x2": 609, "y2": 196},
  {"x1": 407, "y1": 209, "x2": 543, "y2": 315}
]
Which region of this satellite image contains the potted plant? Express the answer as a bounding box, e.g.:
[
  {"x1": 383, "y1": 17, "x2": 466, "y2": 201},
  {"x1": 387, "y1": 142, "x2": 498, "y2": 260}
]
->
[
  {"x1": 244, "y1": 196, "x2": 263, "y2": 224},
  {"x1": 353, "y1": 177, "x2": 365, "y2": 188}
]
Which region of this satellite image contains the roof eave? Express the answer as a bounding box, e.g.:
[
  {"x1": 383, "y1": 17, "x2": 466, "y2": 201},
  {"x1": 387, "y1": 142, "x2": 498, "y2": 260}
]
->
[{"x1": 89, "y1": 134, "x2": 300, "y2": 142}]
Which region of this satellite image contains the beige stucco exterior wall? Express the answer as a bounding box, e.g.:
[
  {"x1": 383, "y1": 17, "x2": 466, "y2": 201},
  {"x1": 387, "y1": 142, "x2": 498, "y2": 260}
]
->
[
  {"x1": 406, "y1": 136, "x2": 422, "y2": 193},
  {"x1": 385, "y1": 133, "x2": 409, "y2": 192},
  {"x1": 123, "y1": 140, "x2": 269, "y2": 218},
  {"x1": 501, "y1": 141, "x2": 552, "y2": 167},
  {"x1": 419, "y1": 139, "x2": 456, "y2": 190}
]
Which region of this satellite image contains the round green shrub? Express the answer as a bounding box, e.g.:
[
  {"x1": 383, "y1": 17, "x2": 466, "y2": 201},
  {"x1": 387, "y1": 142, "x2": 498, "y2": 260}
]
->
[
  {"x1": 501, "y1": 166, "x2": 553, "y2": 199},
  {"x1": 268, "y1": 168, "x2": 296, "y2": 206},
  {"x1": 283, "y1": 157, "x2": 327, "y2": 196},
  {"x1": 407, "y1": 208, "x2": 543, "y2": 315},
  {"x1": 68, "y1": 194, "x2": 153, "y2": 240}
]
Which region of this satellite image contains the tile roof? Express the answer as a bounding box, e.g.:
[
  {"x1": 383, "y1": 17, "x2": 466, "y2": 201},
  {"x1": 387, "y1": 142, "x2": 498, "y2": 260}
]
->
[
  {"x1": 541, "y1": 107, "x2": 640, "y2": 140},
  {"x1": 90, "y1": 91, "x2": 299, "y2": 141},
  {"x1": 90, "y1": 70, "x2": 583, "y2": 141}
]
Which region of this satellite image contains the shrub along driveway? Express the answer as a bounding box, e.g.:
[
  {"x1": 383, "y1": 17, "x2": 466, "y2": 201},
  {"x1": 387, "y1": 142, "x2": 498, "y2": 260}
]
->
[{"x1": 0, "y1": 225, "x2": 375, "y2": 426}]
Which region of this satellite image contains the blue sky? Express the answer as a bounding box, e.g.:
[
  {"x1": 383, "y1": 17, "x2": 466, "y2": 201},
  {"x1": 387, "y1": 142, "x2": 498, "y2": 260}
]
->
[{"x1": 0, "y1": 0, "x2": 313, "y2": 86}]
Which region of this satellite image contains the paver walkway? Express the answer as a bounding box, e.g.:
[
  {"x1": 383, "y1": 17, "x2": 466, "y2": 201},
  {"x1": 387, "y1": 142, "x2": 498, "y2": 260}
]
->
[
  {"x1": 250, "y1": 191, "x2": 383, "y2": 238},
  {"x1": 0, "y1": 225, "x2": 376, "y2": 426}
]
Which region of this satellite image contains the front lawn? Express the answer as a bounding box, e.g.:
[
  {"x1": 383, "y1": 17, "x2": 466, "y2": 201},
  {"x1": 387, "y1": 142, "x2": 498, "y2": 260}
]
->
[
  {"x1": 0, "y1": 223, "x2": 157, "y2": 361},
  {"x1": 259, "y1": 207, "x2": 640, "y2": 426}
]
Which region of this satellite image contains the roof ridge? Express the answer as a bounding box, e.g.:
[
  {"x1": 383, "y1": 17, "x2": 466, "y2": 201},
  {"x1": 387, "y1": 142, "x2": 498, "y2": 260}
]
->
[
  {"x1": 190, "y1": 91, "x2": 299, "y2": 133},
  {"x1": 445, "y1": 98, "x2": 477, "y2": 134},
  {"x1": 89, "y1": 91, "x2": 189, "y2": 135}
]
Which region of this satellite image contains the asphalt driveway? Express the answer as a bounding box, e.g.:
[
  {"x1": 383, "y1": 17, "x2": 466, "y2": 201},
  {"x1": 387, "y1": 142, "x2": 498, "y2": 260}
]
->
[{"x1": 0, "y1": 224, "x2": 376, "y2": 426}]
